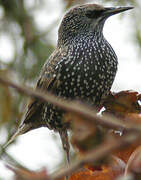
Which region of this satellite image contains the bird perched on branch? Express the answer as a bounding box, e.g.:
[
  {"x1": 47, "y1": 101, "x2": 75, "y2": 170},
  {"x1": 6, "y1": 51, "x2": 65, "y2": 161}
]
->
[{"x1": 5, "y1": 4, "x2": 133, "y2": 163}]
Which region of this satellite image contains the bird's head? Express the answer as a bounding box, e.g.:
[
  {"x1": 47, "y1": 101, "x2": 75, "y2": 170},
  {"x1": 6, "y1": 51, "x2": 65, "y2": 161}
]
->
[{"x1": 58, "y1": 4, "x2": 133, "y2": 47}]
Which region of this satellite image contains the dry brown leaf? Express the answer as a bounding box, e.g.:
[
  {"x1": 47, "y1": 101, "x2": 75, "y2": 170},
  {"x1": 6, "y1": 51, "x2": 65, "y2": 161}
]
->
[
  {"x1": 69, "y1": 163, "x2": 123, "y2": 180},
  {"x1": 84, "y1": 155, "x2": 125, "y2": 173},
  {"x1": 113, "y1": 133, "x2": 141, "y2": 163},
  {"x1": 0, "y1": 85, "x2": 12, "y2": 124},
  {"x1": 125, "y1": 145, "x2": 141, "y2": 175},
  {"x1": 103, "y1": 90, "x2": 141, "y2": 118},
  {"x1": 64, "y1": 112, "x2": 105, "y2": 153},
  {"x1": 125, "y1": 113, "x2": 141, "y2": 124},
  {"x1": 0, "y1": 69, "x2": 13, "y2": 124}
]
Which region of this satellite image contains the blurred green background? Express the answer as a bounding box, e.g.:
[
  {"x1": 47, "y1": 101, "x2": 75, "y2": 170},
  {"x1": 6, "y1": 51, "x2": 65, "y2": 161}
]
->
[{"x1": 0, "y1": 0, "x2": 140, "y2": 179}]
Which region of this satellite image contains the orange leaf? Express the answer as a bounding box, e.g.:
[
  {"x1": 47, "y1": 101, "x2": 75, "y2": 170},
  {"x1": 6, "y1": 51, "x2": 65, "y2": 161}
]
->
[
  {"x1": 70, "y1": 156, "x2": 125, "y2": 180},
  {"x1": 113, "y1": 139, "x2": 141, "y2": 163},
  {"x1": 125, "y1": 113, "x2": 141, "y2": 124},
  {"x1": 69, "y1": 165, "x2": 122, "y2": 180},
  {"x1": 125, "y1": 145, "x2": 141, "y2": 175},
  {"x1": 103, "y1": 90, "x2": 141, "y2": 118}
]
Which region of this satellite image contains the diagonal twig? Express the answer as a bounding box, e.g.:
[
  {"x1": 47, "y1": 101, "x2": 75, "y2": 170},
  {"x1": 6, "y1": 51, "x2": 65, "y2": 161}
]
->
[
  {"x1": 1, "y1": 76, "x2": 141, "y2": 179},
  {"x1": 0, "y1": 76, "x2": 141, "y2": 133},
  {"x1": 50, "y1": 131, "x2": 141, "y2": 179}
]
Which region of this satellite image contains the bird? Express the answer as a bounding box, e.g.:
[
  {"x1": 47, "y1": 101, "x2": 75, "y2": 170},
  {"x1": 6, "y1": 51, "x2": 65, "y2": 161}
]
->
[{"x1": 5, "y1": 4, "x2": 133, "y2": 163}]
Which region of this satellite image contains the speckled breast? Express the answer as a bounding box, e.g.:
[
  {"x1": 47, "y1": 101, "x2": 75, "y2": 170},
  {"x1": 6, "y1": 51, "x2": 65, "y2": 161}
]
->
[{"x1": 42, "y1": 35, "x2": 118, "y2": 130}]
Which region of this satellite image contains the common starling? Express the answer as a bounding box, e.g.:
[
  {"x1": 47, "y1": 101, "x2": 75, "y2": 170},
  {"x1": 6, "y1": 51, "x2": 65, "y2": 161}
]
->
[{"x1": 5, "y1": 4, "x2": 133, "y2": 162}]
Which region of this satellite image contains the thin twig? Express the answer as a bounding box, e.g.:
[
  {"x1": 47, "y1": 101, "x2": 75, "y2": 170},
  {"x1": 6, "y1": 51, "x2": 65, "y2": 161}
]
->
[
  {"x1": 0, "y1": 77, "x2": 141, "y2": 179},
  {"x1": 50, "y1": 131, "x2": 140, "y2": 180},
  {"x1": 0, "y1": 144, "x2": 28, "y2": 170},
  {"x1": 0, "y1": 76, "x2": 141, "y2": 132}
]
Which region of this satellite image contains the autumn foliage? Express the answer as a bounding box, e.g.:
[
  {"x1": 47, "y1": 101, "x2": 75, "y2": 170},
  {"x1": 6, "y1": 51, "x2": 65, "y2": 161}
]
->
[
  {"x1": 0, "y1": 0, "x2": 140, "y2": 179},
  {"x1": 62, "y1": 91, "x2": 141, "y2": 180},
  {"x1": 1, "y1": 84, "x2": 140, "y2": 180}
]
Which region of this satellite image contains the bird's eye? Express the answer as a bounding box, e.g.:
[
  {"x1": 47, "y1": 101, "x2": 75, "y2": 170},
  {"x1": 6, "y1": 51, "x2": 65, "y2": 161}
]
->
[{"x1": 85, "y1": 10, "x2": 104, "y2": 19}]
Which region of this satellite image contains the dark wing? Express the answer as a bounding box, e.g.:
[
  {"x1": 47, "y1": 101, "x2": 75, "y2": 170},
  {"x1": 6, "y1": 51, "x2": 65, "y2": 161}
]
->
[
  {"x1": 4, "y1": 48, "x2": 69, "y2": 147},
  {"x1": 22, "y1": 48, "x2": 64, "y2": 126}
]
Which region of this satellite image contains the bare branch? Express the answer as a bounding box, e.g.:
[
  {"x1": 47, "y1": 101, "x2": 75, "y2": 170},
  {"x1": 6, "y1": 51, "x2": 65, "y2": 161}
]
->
[
  {"x1": 0, "y1": 76, "x2": 141, "y2": 132},
  {"x1": 50, "y1": 132, "x2": 140, "y2": 179},
  {"x1": 1, "y1": 77, "x2": 141, "y2": 179}
]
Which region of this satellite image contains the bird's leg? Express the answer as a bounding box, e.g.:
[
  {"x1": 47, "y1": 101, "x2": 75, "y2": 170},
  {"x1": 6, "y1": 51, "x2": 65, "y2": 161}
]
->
[
  {"x1": 59, "y1": 129, "x2": 70, "y2": 164},
  {"x1": 59, "y1": 129, "x2": 70, "y2": 180}
]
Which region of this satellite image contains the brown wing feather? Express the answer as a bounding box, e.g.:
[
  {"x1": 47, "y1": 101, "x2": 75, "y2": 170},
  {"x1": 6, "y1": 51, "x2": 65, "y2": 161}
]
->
[{"x1": 22, "y1": 48, "x2": 63, "y2": 125}]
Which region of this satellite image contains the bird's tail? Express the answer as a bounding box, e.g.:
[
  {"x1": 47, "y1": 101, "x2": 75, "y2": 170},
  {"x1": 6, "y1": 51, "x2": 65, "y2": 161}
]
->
[{"x1": 3, "y1": 123, "x2": 31, "y2": 149}]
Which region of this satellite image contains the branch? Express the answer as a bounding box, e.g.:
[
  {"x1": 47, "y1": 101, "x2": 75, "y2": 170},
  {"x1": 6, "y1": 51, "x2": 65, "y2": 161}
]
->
[
  {"x1": 0, "y1": 145, "x2": 28, "y2": 170},
  {"x1": 1, "y1": 76, "x2": 141, "y2": 179},
  {"x1": 50, "y1": 131, "x2": 141, "y2": 179},
  {"x1": 0, "y1": 76, "x2": 141, "y2": 132}
]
